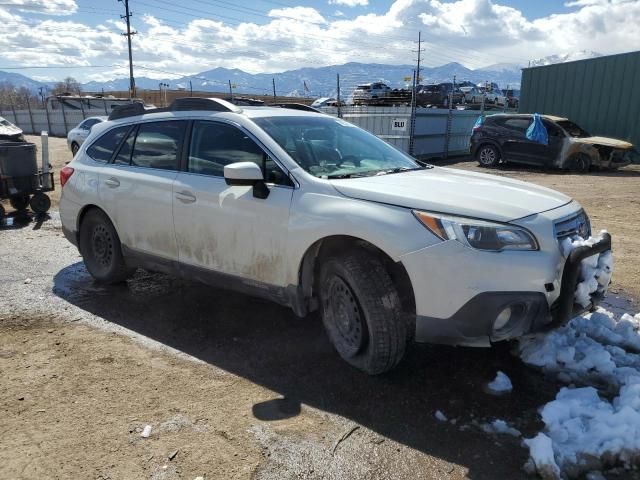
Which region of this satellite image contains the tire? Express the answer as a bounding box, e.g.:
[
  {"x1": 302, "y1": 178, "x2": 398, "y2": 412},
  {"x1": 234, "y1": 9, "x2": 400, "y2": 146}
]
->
[
  {"x1": 10, "y1": 194, "x2": 29, "y2": 211},
  {"x1": 79, "y1": 209, "x2": 135, "y2": 284},
  {"x1": 476, "y1": 144, "x2": 500, "y2": 167},
  {"x1": 568, "y1": 153, "x2": 591, "y2": 172},
  {"x1": 319, "y1": 249, "x2": 408, "y2": 375},
  {"x1": 71, "y1": 142, "x2": 80, "y2": 156},
  {"x1": 29, "y1": 192, "x2": 51, "y2": 214},
  {"x1": 0, "y1": 203, "x2": 5, "y2": 221}
]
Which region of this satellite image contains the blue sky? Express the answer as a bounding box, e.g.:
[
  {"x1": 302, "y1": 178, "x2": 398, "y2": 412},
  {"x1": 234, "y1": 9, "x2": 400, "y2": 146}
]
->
[{"x1": 0, "y1": 0, "x2": 637, "y2": 83}]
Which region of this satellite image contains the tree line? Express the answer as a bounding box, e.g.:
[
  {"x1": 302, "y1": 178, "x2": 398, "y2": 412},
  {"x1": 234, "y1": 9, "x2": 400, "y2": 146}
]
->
[{"x1": 0, "y1": 77, "x2": 82, "y2": 108}]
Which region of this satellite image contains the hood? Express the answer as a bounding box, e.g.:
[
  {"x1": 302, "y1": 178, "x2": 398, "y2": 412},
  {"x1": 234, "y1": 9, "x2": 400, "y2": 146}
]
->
[
  {"x1": 330, "y1": 167, "x2": 571, "y2": 222},
  {"x1": 0, "y1": 117, "x2": 22, "y2": 137},
  {"x1": 572, "y1": 136, "x2": 633, "y2": 149}
]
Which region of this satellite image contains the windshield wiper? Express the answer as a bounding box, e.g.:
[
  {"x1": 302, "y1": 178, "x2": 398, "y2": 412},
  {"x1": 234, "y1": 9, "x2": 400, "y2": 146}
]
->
[{"x1": 376, "y1": 166, "x2": 431, "y2": 175}]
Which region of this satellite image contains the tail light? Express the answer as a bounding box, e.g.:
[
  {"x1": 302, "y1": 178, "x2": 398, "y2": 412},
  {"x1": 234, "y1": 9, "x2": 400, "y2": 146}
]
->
[
  {"x1": 473, "y1": 125, "x2": 483, "y2": 133},
  {"x1": 60, "y1": 166, "x2": 74, "y2": 187}
]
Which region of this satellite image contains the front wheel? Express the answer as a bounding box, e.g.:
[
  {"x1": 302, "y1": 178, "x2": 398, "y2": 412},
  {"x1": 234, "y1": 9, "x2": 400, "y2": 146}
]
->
[
  {"x1": 477, "y1": 144, "x2": 500, "y2": 167},
  {"x1": 568, "y1": 153, "x2": 591, "y2": 172},
  {"x1": 319, "y1": 250, "x2": 408, "y2": 375},
  {"x1": 10, "y1": 194, "x2": 29, "y2": 211},
  {"x1": 29, "y1": 192, "x2": 51, "y2": 214},
  {"x1": 79, "y1": 209, "x2": 135, "y2": 283}
]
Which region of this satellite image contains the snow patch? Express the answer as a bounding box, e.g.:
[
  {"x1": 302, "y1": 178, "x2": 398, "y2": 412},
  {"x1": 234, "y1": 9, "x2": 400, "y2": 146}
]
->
[
  {"x1": 480, "y1": 419, "x2": 521, "y2": 437},
  {"x1": 434, "y1": 410, "x2": 447, "y2": 422},
  {"x1": 518, "y1": 307, "x2": 640, "y2": 478},
  {"x1": 485, "y1": 371, "x2": 513, "y2": 395}
]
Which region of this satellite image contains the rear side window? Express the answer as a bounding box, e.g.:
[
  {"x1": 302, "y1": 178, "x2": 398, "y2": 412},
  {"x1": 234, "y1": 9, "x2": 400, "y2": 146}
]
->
[
  {"x1": 130, "y1": 121, "x2": 185, "y2": 170},
  {"x1": 86, "y1": 126, "x2": 130, "y2": 163},
  {"x1": 503, "y1": 118, "x2": 531, "y2": 134}
]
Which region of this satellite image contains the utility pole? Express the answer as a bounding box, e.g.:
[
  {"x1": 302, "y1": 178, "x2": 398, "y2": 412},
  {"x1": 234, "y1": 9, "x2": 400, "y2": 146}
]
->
[
  {"x1": 413, "y1": 31, "x2": 423, "y2": 87},
  {"x1": 272, "y1": 78, "x2": 277, "y2": 103},
  {"x1": 119, "y1": 0, "x2": 137, "y2": 99},
  {"x1": 228, "y1": 80, "x2": 234, "y2": 102},
  {"x1": 409, "y1": 69, "x2": 417, "y2": 157},
  {"x1": 189, "y1": 80, "x2": 192, "y2": 96},
  {"x1": 336, "y1": 73, "x2": 342, "y2": 118}
]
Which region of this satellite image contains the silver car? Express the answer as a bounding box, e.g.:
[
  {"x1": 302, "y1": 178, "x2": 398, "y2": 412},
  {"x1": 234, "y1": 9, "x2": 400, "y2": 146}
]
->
[{"x1": 67, "y1": 116, "x2": 106, "y2": 155}]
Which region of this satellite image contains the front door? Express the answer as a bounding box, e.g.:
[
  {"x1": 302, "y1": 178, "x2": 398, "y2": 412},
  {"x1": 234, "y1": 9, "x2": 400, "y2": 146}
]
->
[{"x1": 172, "y1": 120, "x2": 294, "y2": 287}]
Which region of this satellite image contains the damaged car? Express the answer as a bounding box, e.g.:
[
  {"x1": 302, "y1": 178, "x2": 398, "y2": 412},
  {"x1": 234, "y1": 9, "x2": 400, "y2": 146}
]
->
[
  {"x1": 471, "y1": 114, "x2": 634, "y2": 170},
  {"x1": 0, "y1": 116, "x2": 24, "y2": 142}
]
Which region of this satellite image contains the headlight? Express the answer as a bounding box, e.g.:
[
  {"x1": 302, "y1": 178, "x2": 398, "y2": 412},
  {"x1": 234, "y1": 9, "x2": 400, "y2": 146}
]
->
[{"x1": 413, "y1": 210, "x2": 538, "y2": 251}]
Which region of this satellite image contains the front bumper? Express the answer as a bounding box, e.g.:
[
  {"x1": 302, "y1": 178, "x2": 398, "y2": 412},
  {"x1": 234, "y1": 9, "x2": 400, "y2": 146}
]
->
[{"x1": 412, "y1": 233, "x2": 612, "y2": 346}]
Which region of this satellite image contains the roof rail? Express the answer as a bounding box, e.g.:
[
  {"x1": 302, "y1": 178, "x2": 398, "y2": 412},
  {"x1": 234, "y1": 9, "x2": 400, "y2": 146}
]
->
[
  {"x1": 108, "y1": 101, "x2": 147, "y2": 120},
  {"x1": 269, "y1": 103, "x2": 321, "y2": 113},
  {"x1": 169, "y1": 97, "x2": 242, "y2": 113}
]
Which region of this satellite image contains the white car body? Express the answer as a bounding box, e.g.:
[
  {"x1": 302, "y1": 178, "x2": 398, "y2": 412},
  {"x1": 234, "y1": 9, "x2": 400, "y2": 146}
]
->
[
  {"x1": 0, "y1": 115, "x2": 24, "y2": 141},
  {"x1": 66, "y1": 116, "x2": 106, "y2": 154},
  {"x1": 59, "y1": 100, "x2": 610, "y2": 373}
]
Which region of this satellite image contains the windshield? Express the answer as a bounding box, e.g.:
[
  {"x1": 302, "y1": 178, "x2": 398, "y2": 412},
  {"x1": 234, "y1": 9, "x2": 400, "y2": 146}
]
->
[
  {"x1": 254, "y1": 116, "x2": 424, "y2": 178},
  {"x1": 556, "y1": 120, "x2": 590, "y2": 138}
]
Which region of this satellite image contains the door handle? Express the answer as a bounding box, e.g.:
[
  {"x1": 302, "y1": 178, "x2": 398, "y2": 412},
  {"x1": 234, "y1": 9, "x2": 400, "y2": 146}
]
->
[
  {"x1": 175, "y1": 191, "x2": 196, "y2": 203},
  {"x1": 104, "y1": 177, "x2": 120, "y2": 188}
]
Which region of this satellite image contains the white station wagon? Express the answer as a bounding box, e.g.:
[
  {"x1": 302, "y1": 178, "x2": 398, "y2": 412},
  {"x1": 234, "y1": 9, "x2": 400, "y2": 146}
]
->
[{"x1": 59, "y1": 98, "x2": 611, "y2": 374}]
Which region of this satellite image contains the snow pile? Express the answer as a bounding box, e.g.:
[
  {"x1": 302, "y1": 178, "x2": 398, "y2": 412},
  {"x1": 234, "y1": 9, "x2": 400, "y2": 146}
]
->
[
  {"x1": 485, "y1": 371, "x2": 513, "y2": 395},
  {"x1": 481, "y1": 419, "x2": 521, "y2": 437},
  {"x1": 560, "y1": 232, "x2": 613, "y2": 308},
  {"x1": 518, "y1": 308, "x2": 640, "y2": 478}
]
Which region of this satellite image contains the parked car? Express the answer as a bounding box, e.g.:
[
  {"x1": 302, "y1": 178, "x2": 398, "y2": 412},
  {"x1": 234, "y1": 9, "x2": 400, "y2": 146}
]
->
[
  {"x1": 60, "y1": 98, "x2": 611, "y2": 375},
  {"x1": 352, "y1": 82, "x2": 391, "y2": 105},
  {"x1": 0, "y1": 116, "x2": 24, "y2": 142},
  {"x1": 417, "y1": 83, "x2": 463, "y2": 107},
  {"x1": 67, "y1": 116, "x2": 106, "y2": 155},
  {"x1": 311, "y1": 97, "x2": 332, "y2": 108},
  {"x1": 502, "y1": 89, "x2": 520, "y2": 108},
  {"x1": 471, "y1": 114, "x2": 633, "y2": 170},
  {"x1": 460, "y1": 86, "x2": 483, "y2": 104},
  {"x1": 477, "y1": 82, "x2": 501, "y2": 104}
]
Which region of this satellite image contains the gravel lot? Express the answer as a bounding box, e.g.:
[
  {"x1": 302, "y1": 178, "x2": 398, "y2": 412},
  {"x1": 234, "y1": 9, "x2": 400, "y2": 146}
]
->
[{"x1": 1, "y1": 135, "x2": 638, "y2": 479}]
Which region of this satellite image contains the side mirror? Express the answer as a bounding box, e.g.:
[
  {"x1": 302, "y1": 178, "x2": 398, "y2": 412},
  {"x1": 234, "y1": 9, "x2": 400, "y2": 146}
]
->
[{"x1": 224, "y1": 161, "x2": 269, "y2": 199}]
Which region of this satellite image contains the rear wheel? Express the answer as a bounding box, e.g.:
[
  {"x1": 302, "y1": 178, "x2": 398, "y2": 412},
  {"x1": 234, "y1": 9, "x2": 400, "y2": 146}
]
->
[
  {"x1": 79, "y1": 209, "x2": 135, "y2": 284},
  {"x1": 71, "y1": 142, "x2": 80, "y2": 156},
  {"x1": 29, "y1": 192, "x2": 50, "y2": 214},
  {"x1": 319, "y1": 250, "x2": 408, "y2": 375},
  {"x1": 477, "y1": 144, "x2": 500, "y2": 167},
  {"x1": 10, "y1": 194, "x2": 29, "y2": 211}
]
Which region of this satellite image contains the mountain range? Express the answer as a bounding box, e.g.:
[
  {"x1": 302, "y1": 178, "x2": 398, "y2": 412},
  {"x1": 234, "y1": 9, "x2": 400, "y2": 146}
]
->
[{"x1": 0, "y1": 50, "x2": 602, "y2": 99}]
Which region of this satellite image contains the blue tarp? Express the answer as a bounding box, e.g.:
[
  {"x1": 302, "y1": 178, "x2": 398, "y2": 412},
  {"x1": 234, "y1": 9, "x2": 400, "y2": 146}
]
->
[{"x1": 526, "y1": 113, "x2": 548, "y2": 145}]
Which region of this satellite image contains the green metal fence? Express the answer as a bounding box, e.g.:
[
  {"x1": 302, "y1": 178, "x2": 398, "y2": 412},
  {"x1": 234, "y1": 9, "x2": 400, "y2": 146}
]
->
[{"x1": 520, "y1": 51, "x2": 640, "y2": 157}]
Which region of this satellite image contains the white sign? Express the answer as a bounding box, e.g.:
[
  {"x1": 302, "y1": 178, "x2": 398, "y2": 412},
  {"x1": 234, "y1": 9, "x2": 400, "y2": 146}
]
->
[{"x1": 391, "y1": 118, "x2": 407, "y2": 131}]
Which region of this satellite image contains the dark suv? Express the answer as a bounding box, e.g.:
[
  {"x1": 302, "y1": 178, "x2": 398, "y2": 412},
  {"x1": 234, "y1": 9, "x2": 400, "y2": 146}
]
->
[
  {"x1": 417, "y1": 83, "x2": 463, "y2": 107},
  {"x1": 470, "y1": 114, "x2": 634, "y2": 170}
]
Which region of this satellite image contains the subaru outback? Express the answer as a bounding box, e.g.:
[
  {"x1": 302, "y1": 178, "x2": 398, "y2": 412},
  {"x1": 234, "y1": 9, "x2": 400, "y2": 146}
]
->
[{"x1": 59, "y1": 98, "x2": 611, "y2": 374}]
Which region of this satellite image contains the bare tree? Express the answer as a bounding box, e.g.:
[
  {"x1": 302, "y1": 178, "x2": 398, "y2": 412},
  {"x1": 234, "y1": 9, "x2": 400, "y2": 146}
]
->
[
  {"x1": 0, "y1": 82, "x2": 37, "y2": 108},
  {"x1": 52, "y1": 76, "x2": 82, "y2": 96}
]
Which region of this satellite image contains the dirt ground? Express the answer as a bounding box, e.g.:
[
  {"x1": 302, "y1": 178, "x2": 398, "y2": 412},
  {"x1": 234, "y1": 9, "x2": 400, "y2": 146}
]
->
[{"x1": 1, "y1": 136, "x2": 639, "y2": 479}]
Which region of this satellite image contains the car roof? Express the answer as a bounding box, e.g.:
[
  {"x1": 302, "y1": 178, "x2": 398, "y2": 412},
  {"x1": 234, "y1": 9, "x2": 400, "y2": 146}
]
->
[{"x1": 488, "y1": 113, "x2": 568, "y2": 122}]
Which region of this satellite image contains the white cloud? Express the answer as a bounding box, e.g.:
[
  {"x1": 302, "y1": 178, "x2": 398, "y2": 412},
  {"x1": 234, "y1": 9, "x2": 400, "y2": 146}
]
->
[
  {"x1": 0, "y1": 0, "x2": 638, "y2": 82},
  {"x1": 329, "y1": 0, "x2": 369, "y2": 7},
  {"x1": 1, "y1": 0, "x2": 77, "y2": 16}
]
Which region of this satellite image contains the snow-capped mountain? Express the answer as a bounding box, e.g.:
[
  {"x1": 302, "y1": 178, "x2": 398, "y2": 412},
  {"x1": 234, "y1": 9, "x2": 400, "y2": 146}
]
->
[
  {"x1": 0, "y1": 51, "x2": 605, "y2": 98},
  {"x1": 529, "y1": 50, "x2": 602, "y2": 67}
]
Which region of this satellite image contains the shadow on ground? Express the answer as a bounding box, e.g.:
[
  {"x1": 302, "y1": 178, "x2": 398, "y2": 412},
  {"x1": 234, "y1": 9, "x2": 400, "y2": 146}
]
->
[
  {"x1": 53, "y1": 263, "x2": 560, "y2": 479},
  {"x1": 0, "y1": 210, "x2": 51, "y2": 230}
]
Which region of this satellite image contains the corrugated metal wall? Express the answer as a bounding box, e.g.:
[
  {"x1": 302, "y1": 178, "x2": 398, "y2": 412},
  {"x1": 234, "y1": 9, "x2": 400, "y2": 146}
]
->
[{"x1": 520, "y1": 51, "x2": 640, "y2": 151}]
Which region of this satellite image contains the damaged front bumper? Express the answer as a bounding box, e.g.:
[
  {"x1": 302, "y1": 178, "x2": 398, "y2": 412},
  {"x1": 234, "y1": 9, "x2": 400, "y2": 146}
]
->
[{"x1": 413, "y1": 233, "x2": 612, "y2": 346}]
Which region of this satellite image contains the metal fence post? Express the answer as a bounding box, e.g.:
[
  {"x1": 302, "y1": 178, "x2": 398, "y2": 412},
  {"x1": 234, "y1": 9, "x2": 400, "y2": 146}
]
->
[
  {"x1": 26, "y1": 96, "x2": 35, "y2": 134},
  {"x1": 103, "y1": 98, "x2": 108, "y2": 115},
  {"x1": 408, "y1": 69, "x2": 417, "y2": 157},
  {"x1": 336, "y1": 73, "x2": 342, "y2": 119},
  {"x1": 60, "y1": 99, "x2": 69, "y2": 135},
  {"x1": 79, "y1": 98, "x2": 86, "y2": 119},
  {"x1": 44, "y1": 99, "x2": 52, "y2": 135},
  {"x1": 10, "y1": 100, "x2": 18, "y2": 126}
]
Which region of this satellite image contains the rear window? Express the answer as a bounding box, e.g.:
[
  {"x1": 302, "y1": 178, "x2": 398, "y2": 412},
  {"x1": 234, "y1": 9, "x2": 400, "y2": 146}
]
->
[{"x1": 86, "y1": 125, "x2": 130, "y2": 163}]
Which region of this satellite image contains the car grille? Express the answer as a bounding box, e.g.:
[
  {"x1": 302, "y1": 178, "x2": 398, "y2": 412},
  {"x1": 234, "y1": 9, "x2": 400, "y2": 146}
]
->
[{"x1": 554, "y1": 210, "x2": 591, "y2": 240}]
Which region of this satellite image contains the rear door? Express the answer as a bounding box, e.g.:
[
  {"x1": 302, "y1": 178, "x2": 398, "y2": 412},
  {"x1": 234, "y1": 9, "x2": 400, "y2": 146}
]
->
[
  {"x1": 172, "y1": 120, "x2": 294, "y2": 287},
  {"x1": 98, "y1": 120, "x2": 186, "y2": 261}
]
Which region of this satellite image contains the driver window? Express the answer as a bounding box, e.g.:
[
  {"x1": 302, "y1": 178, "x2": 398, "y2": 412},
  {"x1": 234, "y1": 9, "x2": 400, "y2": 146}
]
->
[{"x1": 188, "y1": 121, "x2": 292, "y2": 186}]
